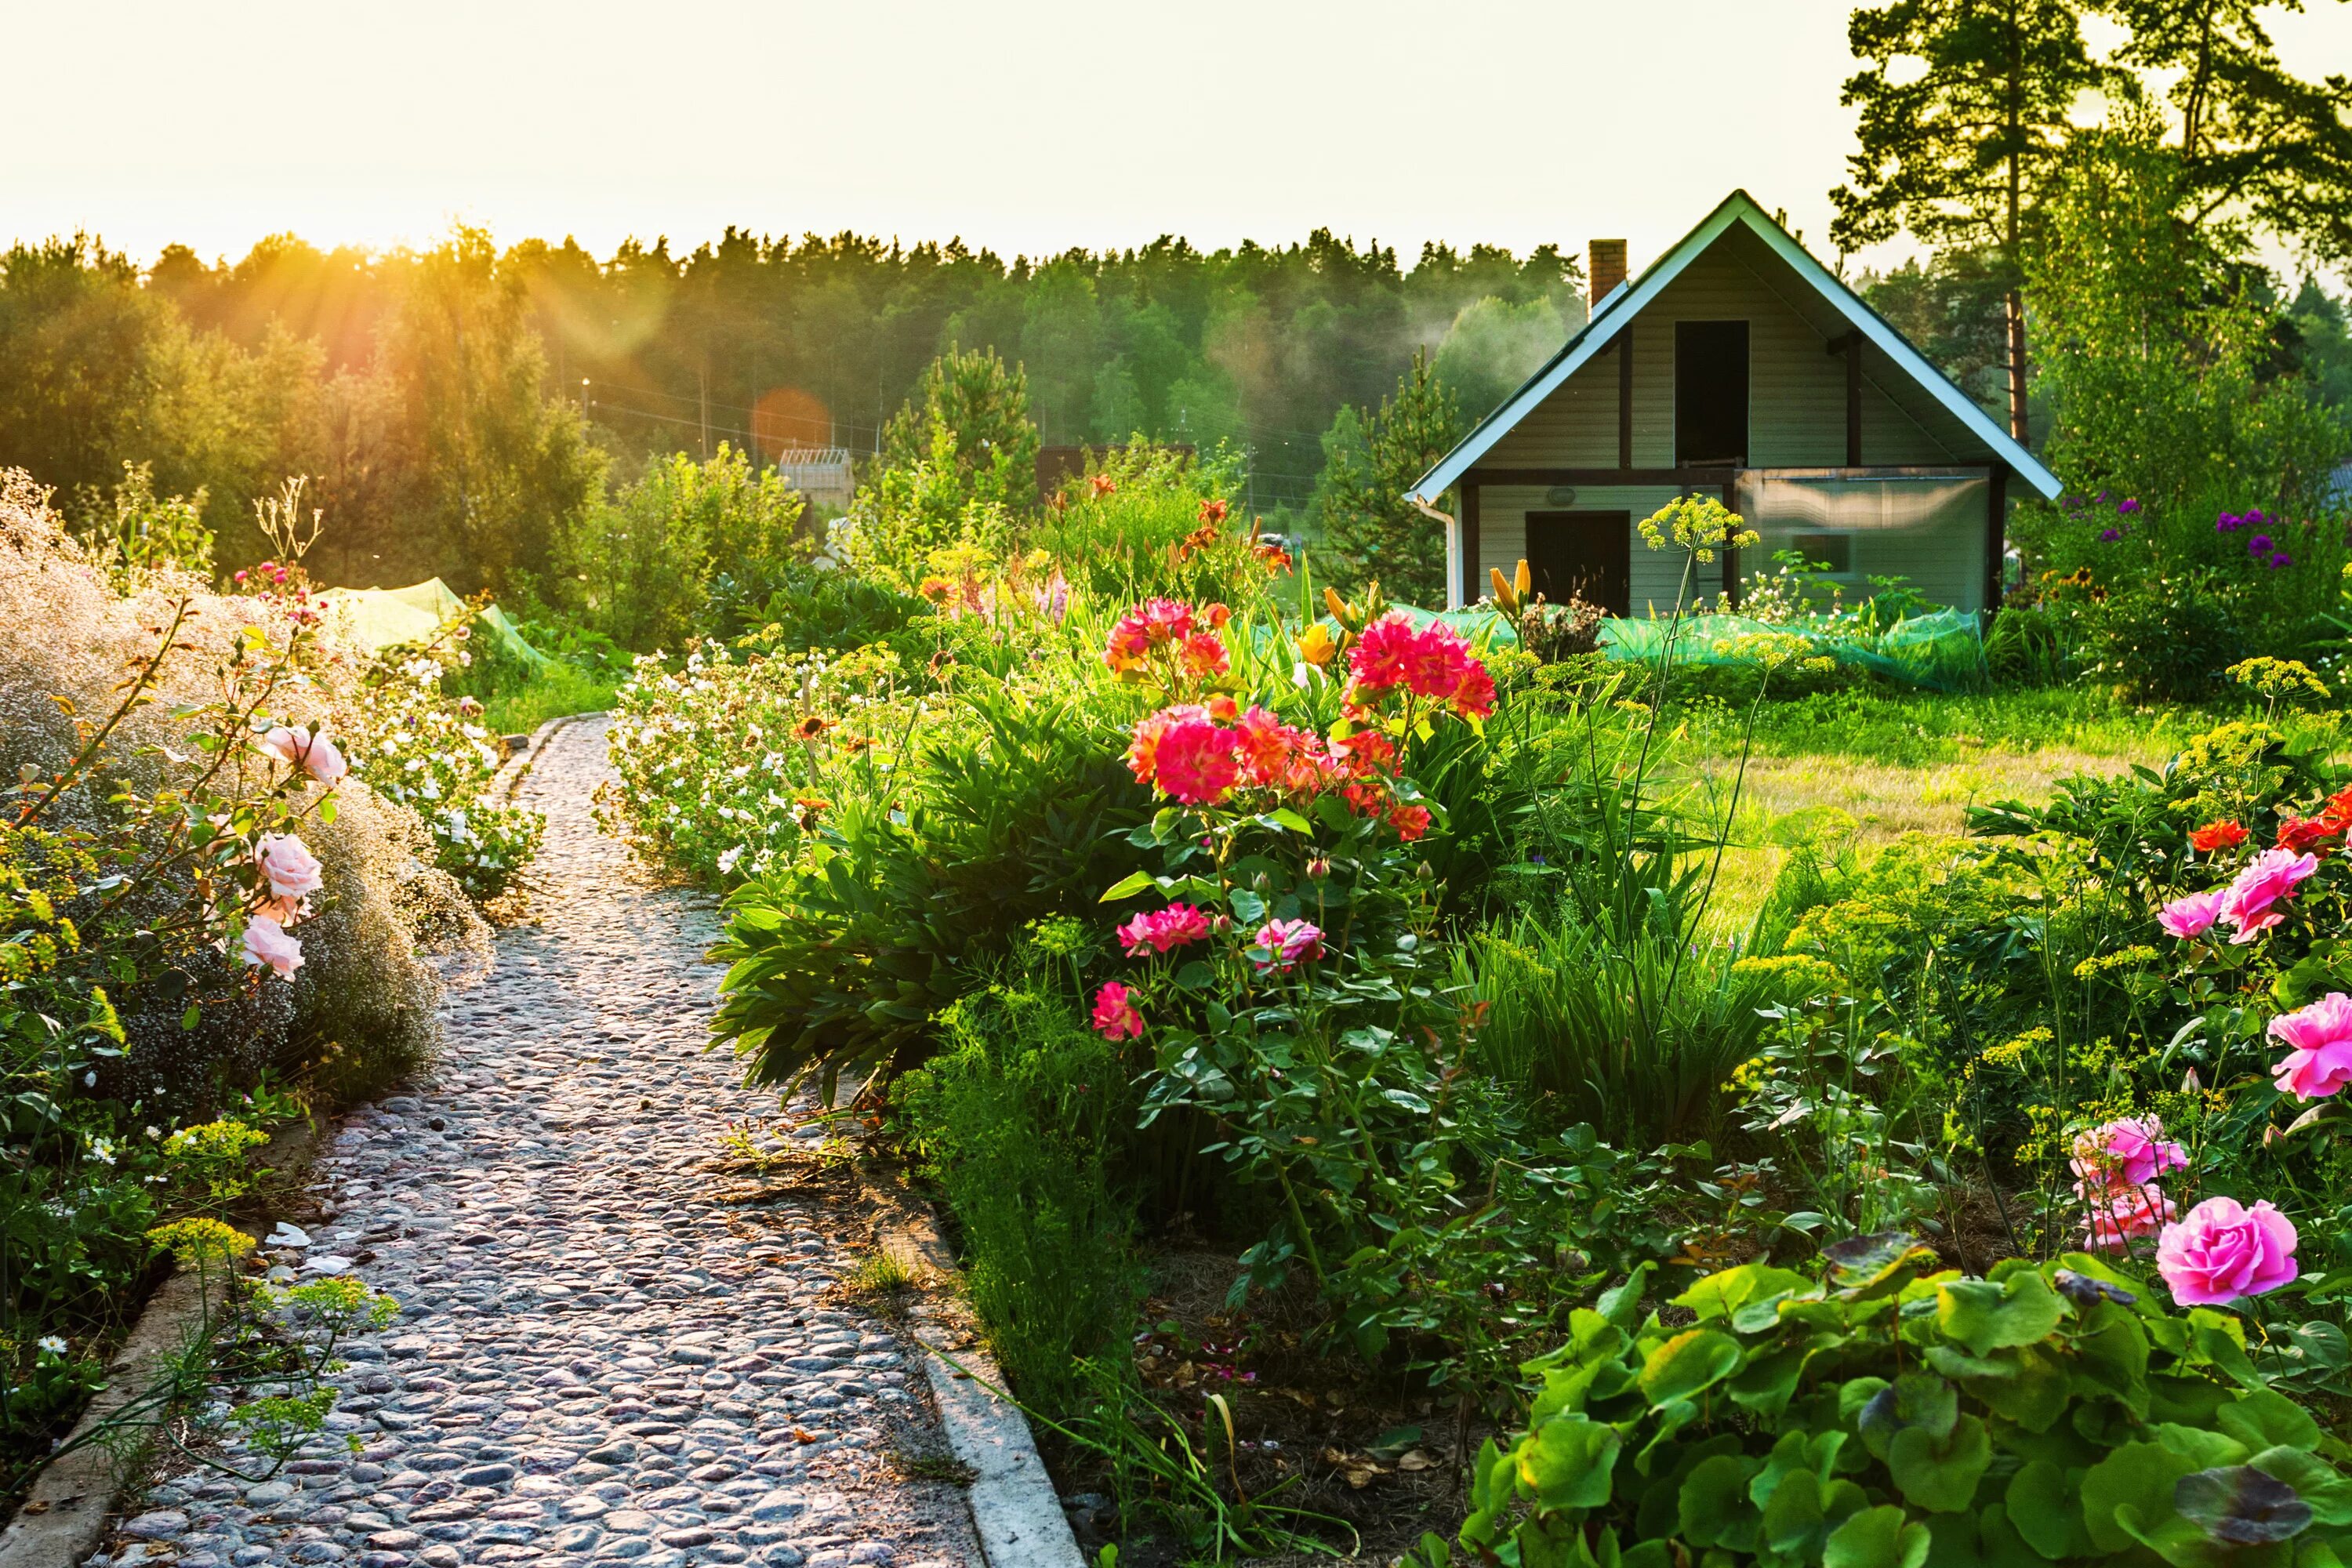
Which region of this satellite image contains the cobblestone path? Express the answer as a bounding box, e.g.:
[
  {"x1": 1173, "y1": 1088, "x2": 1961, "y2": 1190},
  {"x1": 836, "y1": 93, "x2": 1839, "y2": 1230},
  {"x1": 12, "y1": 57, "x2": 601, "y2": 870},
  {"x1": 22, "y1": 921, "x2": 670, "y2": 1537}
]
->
[{"x1": 95, "y1": 717, "x2": 982, "y2": 1568}]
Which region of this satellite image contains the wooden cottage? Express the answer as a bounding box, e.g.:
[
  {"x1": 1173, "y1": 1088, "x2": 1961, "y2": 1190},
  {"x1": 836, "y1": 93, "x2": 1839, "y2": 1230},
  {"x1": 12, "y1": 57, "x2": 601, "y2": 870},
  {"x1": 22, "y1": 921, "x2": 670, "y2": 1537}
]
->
[{"x1": 1410, "y1": 191, "x2": 2060, "y2": 614}]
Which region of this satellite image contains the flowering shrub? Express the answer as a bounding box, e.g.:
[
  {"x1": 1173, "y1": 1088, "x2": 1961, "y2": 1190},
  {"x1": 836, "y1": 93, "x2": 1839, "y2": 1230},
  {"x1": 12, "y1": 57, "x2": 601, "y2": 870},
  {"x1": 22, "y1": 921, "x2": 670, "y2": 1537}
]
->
[
  {"x1": 0, "y1": 471, "x2": 467, "y2": 1480},
  {"x1": 334, "y1": 609, "x2": 544, "y2": 902}
]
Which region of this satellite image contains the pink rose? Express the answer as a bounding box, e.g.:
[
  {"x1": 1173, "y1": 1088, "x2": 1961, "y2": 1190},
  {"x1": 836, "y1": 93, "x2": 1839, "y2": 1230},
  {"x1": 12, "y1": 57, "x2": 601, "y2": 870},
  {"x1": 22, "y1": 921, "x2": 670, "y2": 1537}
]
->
[
  {"x1": 255, "y1": 833, "x2": 324, "y2": 900},
  {"x1": 240, "y1": 915, "x2": 304, "y2": 980},
  {"x1": 2084, "y1": 1185, "x2": 2178, "y2": 1254},
  {"x1": 2218, "y1": 848, "x2": 2318, "y2": 943},
  {"x1": 1150, "y1": 719, "x2": 1240, "y2": 806},
  {"x1": 1116, "y1": 904, "x2": 1211, "y2": 957},
  {"x1": 1091, "y1": 981, "x2": 1142, "y2": 1041},
  {"x1": 2069, "y1": 1116, "x2": 2188, "y2": 1192},
  {"x1": 2269, "y1": 991, "x2": 2352, "y2": 1100},
  {"x1": 257, "y1": 894, "x2": 311, "y2": 926},
  {"x1": 2156, "y1": 1196, "x2": 2299, "y2": 1305},
  {"x1": 2158, "y1": 891, "x2": 2225, "y2": 939},
  {"x1": 256, "y1": 724, "x2": 349, "y2": 786},
  {"x1": 1251, "y1": 918, "x2": 1325, "y2": 971}
]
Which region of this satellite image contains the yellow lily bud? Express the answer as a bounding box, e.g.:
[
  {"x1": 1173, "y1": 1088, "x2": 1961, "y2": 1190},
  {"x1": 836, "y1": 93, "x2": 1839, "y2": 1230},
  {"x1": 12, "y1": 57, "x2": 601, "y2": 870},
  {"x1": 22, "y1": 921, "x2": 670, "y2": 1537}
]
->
[
  {"x1": 1490, "y1": 565, "x2": 1513, "y2": 610},
  {"x1": 1515, "y1": 558, "x2": 1531, "y2": 596}
]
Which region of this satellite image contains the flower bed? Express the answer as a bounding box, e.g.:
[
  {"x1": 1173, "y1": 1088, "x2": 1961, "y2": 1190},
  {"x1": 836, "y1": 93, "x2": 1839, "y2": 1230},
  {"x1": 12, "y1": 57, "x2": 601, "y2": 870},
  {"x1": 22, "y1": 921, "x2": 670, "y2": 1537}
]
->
[{"x1": 601, "y1": 463, "x2": 2352, "y2": 1561}]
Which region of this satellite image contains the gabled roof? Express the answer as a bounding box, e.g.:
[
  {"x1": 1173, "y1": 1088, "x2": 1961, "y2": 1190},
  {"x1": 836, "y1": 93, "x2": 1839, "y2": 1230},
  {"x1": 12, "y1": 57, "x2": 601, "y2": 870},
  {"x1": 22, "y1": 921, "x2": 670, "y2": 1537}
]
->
[{"x1": 1408, "y1": 190, "x2": 2061, "y2": 502}]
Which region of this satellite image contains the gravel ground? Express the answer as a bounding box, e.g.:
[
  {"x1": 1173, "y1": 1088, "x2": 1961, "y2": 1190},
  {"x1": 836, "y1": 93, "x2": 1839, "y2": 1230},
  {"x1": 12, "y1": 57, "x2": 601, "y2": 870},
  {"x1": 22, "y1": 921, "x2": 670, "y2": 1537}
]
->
[{"x1": 88, "y1": 716, "x2": 982, "y2": 1568}]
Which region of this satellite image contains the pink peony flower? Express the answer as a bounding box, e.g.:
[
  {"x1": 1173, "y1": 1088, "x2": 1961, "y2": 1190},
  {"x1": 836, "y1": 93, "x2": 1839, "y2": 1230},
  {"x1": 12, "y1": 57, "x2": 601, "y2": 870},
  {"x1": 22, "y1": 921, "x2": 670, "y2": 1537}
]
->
[
  {"x1": 256, "y1": 724, "x2": 348, "y2": 786},
  {"x1": 2217, "y1": 848, "x2": 2318, "y2": 943},
  {"x1": 1104, "y1": 598, "x2": 1196, "y2": 673},
  {"x1": 1116, "y1": 904, "x2": 1212, "y2": 956},
  {"x1": 1125, "y1": 703, "x2": 1209, "y2": 787},
  {"x1": 2269, "y1": 991, "x2": 2352, "y2": 1100},
  {"x1": 1399, "y1": 623, "x2": 1471, "y2": 701},
  {"x1": 1251, "y1": 918, "x2": 1325, "y2": 971},
  {"x1": 2069, "y1": 1116, "x2": 2188, "y2": 1193},
  {"x1": 1091, "y1": 981, "x2": 1143, "y2": 1040},
  {"x1": 2156, "y1": 1196, "x2": 2299, "y2": 1305},
  {"x1": 1179, "y1": 630, "x2": 1231, "y2": 678},
  {"x1": 1449, "y1": 659, "x2": 1497, "y2": 720},
  {"x1": 2158, "y1": 890, "x2": 2226, "y2": 939},
  {"x1": 254, "y1": 833, "x2": 324, "y2": 899},
  {"x1": 1346, "y1": 613, "x2": 1421, "y2": 691},
  {"x1": 240, "y1": 915, "x2": 304, "y2": 980},
  {"x1": 2084, "y1": 1185, "x2": 2179, "y2": 1254},
  {"x1": 1149, "y1": 718, "x2": 1240, "y2": 806}
]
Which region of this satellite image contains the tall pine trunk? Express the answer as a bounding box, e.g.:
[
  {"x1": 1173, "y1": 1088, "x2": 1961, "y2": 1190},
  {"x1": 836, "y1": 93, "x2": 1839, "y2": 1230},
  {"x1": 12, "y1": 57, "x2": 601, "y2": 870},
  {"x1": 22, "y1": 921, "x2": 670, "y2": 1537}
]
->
[{"x1": 2005, "y1": 286, "x2": 2030, "y2": 444}]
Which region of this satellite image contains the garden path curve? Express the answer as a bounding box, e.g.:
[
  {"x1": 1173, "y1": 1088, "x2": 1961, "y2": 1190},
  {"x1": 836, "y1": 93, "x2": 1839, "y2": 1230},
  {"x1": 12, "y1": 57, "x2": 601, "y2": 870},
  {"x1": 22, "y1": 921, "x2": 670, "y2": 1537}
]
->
[{"x1": 92, "y1": 716, "x2": 983, "y2": 1568}]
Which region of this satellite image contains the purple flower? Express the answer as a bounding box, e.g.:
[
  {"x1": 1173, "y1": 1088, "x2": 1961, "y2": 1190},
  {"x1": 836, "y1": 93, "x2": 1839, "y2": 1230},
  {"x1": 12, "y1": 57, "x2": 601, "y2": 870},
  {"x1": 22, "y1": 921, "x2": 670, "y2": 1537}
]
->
[
  {"x1": 2118, "y1": 498, "x2": 2141, "y2": 515},
  {"x1": 2245, "y1": 508, "x2": 2267, "y2": 526},
  {"x1": 2217, "y1": 513, "x2": 2242, "y2": 533},
  {"x1": 2099, "y1": 527, "x2": 2123, "y2": 542},
  {"x1": 2249, "y1": 533, "x2": 2274, "y2": 554},
  {"x1": 2270, "y1": 552, "x2": 2293, "y2": 569}
]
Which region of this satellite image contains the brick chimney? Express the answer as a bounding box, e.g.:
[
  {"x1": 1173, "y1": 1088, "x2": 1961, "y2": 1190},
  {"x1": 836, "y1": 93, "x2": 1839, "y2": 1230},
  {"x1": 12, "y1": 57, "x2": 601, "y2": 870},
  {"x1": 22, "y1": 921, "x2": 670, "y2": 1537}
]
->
[{"x1": 1588, "y1": 238, "x2": 1627, "y2": 309}]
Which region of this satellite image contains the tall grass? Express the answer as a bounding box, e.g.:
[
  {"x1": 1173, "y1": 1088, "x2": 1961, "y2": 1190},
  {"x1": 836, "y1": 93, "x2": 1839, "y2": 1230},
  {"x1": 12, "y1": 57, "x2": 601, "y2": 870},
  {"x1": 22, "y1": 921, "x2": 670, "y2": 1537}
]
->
[{"x1": 1448, "y1": 912, "x2": 1769, "y2": 1145}]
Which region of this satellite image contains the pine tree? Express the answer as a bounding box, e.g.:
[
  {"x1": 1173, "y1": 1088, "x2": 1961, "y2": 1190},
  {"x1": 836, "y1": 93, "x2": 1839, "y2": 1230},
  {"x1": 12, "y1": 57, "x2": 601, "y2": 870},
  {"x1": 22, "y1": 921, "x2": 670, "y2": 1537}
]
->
[
  {"x1": 1831, "y1": 0, "x2": 2106, "y2": 442},
  {"x1": 1315, "y1": 350, "x2": 1463, "y2": 606},
  {"x1": 2093, "y1": 0, "x2": 2352, "y2": 264},
  {"x1": 878, "y1": 343, "x2": 1040, "y2": 518}
]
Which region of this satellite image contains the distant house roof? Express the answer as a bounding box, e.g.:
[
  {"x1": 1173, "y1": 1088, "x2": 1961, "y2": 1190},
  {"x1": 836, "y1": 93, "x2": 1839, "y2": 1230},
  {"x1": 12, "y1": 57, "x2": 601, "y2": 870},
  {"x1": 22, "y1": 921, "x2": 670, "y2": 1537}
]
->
[{"x1": 1408, "y1": 190, "x2": 2062, "y2": 503}]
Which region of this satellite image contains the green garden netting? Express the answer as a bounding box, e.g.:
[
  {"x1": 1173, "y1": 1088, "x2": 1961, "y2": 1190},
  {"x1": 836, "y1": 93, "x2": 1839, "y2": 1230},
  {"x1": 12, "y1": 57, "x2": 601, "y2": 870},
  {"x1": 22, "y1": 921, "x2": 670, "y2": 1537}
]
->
[
  {"x1": 1384, "y1": 604, "x2": 1988, "y2": 691},
  {"x1": 315, "y1": 579, "x2": 550, "y2": 666}
]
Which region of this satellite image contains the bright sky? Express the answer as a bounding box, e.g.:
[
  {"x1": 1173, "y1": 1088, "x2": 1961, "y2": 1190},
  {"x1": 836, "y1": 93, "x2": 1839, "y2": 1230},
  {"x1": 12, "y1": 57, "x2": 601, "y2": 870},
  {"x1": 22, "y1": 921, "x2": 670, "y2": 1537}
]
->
[{"x1": 9, "y1": 0, "x2": 2350, "y2": 280}]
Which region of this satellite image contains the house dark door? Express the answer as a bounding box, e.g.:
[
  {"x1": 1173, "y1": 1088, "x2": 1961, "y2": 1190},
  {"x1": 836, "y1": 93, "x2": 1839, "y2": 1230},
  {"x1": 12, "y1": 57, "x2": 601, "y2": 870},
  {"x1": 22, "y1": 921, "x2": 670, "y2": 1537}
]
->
[
  {"x1": 1675, "y1": 319, "x2": 1750, "y2": 466},
  {"x1": 1524, "y1": 511, "x2": 1631, "y2": 615}
]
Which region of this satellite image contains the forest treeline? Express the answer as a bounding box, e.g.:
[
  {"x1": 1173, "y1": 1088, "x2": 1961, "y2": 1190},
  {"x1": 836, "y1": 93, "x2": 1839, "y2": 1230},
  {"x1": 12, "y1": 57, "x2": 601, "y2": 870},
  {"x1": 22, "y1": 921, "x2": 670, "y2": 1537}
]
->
[
  {"x1": 0, "y1": 224, "x2": 1588, "y2": 593},
  {"x1": 4, "y1": 0, "x2": 2352, "y2": 607}
]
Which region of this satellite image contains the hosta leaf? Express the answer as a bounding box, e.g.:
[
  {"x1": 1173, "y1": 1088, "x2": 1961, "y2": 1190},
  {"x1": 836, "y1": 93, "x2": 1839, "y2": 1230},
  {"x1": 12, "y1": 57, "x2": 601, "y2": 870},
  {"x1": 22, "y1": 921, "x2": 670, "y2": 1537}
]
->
[
  {"x1": 1515, "y1": 1414, "x2": 1621, "y2": 1509},
  {"x1": 1639, "y1": 1330, "x2": 1744, "y2": 1408},
  {"x1": 2174, "y1": 1466, "x2": 2312, "y2": 1545},
  {"x1": 2083, "y1": 1440, "x2": 2201, "y2": 1555},
  {"x1": 1938, "y1": 1272, "x2": 2065, "y2": 1357},
  {"x1": 1889, "y1": 1414, "x2": 1993, "y2": 1514},
  {"x1": 1824, "y1": 1504, "x2": 1932, "y2": 1568},
  {"x1": 2250, "y1": 1447, "x2": 2352, "y2": 1527},
  {"x1": 2006, "y1": 1460, "x2": 2094, "y2": 1560},
  {"x1": 2219, "y1": 1391, "x2": 2321, "y2": 1455}
]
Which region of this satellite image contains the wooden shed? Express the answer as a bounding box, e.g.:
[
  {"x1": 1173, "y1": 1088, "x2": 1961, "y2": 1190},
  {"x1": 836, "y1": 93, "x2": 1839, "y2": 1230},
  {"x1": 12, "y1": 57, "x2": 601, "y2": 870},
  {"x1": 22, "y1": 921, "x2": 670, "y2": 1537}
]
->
[{"x1": 1409, "y1": 191, "x2": 2061, "y2": 613}]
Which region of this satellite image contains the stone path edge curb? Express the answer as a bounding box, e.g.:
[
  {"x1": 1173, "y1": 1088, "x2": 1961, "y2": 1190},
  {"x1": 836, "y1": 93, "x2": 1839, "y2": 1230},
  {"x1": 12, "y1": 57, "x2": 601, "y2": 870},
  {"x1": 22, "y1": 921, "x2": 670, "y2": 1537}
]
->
[
  {"x1": 0, "y1": 706, "x2": 593, "y2": 1563},
  {"x1": 0, "y1": 1114, "x2": 328, "y2": 1567},
  {"x1": 866, "y1": 1175, "x2": 1087, "y2": 1568},
  {"x1": 491, "y1": 709, "x2": 604, "y2": 803}
]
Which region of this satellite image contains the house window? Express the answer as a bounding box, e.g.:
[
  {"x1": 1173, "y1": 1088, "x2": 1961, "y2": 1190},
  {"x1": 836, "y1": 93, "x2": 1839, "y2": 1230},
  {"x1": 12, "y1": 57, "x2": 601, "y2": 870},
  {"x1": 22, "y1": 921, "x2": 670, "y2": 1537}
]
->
[
  {"x1": 1675, "y1": 320, "x2": 1749, "y2": 466},
  {"x1": 1787, "y1": 532, "x2": 1853, "y2": 575}
]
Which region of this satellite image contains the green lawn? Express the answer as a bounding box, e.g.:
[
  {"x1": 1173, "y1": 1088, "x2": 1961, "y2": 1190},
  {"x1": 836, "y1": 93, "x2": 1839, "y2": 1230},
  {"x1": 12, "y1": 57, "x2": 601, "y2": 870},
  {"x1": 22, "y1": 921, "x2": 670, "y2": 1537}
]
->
[
  {"x1": 1674, "y1": 685, "x2": 2216, "y2": 927},
  {"x1": 480, "y1": 666, "x2": 619, "y2": 735}
]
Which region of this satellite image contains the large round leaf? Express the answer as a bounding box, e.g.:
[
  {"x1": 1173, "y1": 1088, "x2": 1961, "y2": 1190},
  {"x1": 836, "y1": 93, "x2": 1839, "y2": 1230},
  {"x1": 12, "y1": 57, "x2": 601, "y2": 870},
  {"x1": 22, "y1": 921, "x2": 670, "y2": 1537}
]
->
[
  {"x1": 1640, "y1": 1329, "x2": 1744, "y2": 1408},
  {"x1": 1890, "y1": 1414, "x2": 1993, "y2": 1513},
  {"x1": 1824, "y1": 1504, "x2": 1933, "y2": 1568}
]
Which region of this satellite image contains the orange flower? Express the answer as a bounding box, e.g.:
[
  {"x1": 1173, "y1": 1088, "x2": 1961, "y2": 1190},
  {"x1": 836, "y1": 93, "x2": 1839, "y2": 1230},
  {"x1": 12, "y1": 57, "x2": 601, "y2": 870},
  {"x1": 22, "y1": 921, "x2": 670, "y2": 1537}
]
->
[
  {"x1": 1090, "y1": 474, "x2": 1118, "y2": 497},
  {"x1": 2189, "y1": 820, "x2": 2248, "y2": 852},
  {"x1": 1199, "y1": 498, "x2": 1230, "y2": 524}
]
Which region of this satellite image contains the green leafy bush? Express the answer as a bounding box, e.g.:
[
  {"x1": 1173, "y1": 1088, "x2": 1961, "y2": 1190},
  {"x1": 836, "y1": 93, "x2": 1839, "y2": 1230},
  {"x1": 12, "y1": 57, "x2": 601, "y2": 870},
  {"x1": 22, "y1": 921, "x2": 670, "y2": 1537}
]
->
[
  {"x1": 895, "y1": 973, "x2": 1145, "y2": 1412},
  {"x1": 1413, "y1": 1238, "x2": 2352, "y2": 1568}
]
